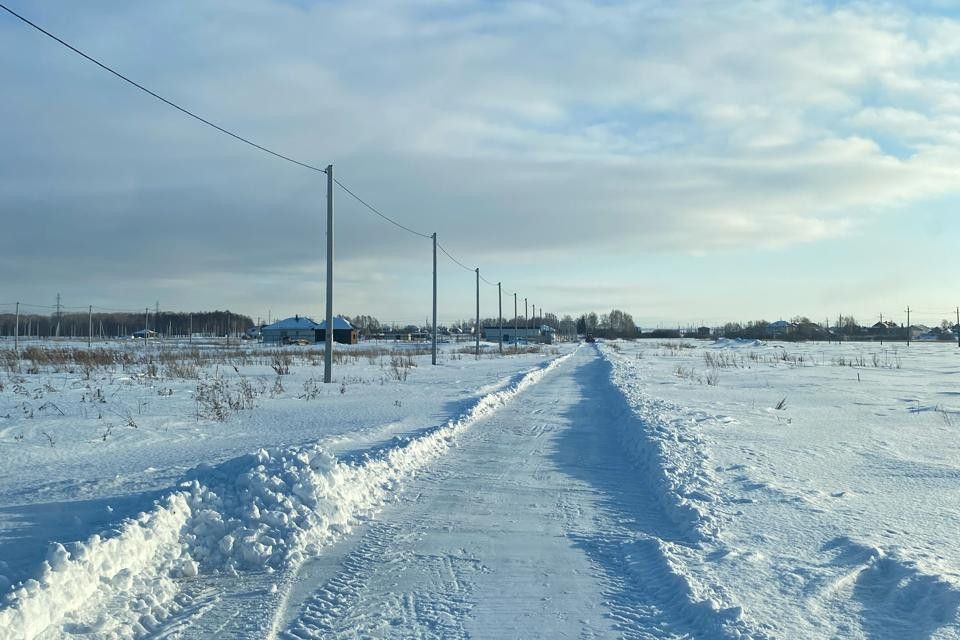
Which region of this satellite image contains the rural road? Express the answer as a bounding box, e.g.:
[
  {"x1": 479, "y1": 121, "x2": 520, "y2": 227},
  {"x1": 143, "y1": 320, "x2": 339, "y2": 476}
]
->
[{"x1": 262, "y1": 347, "x2": 730, "y2": 639}]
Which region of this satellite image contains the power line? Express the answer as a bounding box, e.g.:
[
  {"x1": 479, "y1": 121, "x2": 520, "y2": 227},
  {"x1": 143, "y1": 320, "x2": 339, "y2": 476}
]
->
[
  {"x1": 436, "y1": 242, "x2": 475, "y2": 273},
  {"x1": 479, "y1": 274, "x2": 498, "y2": 287},
  {"x1": 437, "y1": 242, "x2": 520, "y2": 298},
  {"x1": 334, "y1": 178, "x2": 432, "y2": 239},
  {"x1": 0, "y1": 2, "x2": 328, "y2": 175},
  {"x1": 1, "y1": 2, "x2": 541, "y2": 319}
]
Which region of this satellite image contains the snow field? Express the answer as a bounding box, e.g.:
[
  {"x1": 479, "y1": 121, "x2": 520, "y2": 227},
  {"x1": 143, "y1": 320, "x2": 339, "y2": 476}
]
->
[
  {"x1": 0, "y1": 348, "x2": 573, "y2": 639},
  {"x1": 601, "y1": 339, "x2": 960, "y2": 638}
]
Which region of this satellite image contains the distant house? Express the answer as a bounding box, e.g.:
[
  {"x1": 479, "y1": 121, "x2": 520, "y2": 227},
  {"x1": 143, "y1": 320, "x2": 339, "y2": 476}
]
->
[
  {"x1": 696, "y1": 326, "x2": 711, "y2": 338},
  {"x1": 484, "y1": 324, "x2": 554, "y2": 344},
  {"x1": 318, "y1": 316, "x2": 359, "y2": 345},
  {"x1": 243, "y1": 325, "x2": 265, "y2": 340},
  {"x1": 908, "y1": 325, "x2": 930, "y2": 340},
  {"x1": 870, "y1": 321, "x2": 901, "y2": 336},
  {"x1": 260, "y1": 315, "x2": 359, "y2": 345},
  {"x1": 767, "y1": 320, "x2": 794, "y2": 337},
  {"x1": 132, "y1": 329, "x2": 159, "y2": 339},
  {"x1": 261, "y1": 315, "x2": 323, "y2": 344}
]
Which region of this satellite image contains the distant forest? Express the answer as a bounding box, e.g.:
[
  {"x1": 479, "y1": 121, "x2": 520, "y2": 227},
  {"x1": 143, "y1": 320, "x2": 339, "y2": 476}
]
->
[{"x1": 0, "y1": 310, "x2": 254, "y2": 338}]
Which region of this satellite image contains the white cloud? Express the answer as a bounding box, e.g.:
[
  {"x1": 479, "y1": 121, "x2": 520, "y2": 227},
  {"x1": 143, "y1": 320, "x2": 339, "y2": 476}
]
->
[{"x1": 3, "y1": 0, "x2": 960, "y2": 318}]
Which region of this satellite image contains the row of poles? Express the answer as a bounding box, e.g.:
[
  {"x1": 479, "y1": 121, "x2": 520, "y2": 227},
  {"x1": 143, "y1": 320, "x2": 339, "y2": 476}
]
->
[
  {"x1": 8, "y1": 302, "x2": 212, "y2": 351},
  {"x1": 0, "y1": 7, "x2": 547, "y2": 385},
  {"x1": 323, "y1": 165, "x2": 550, "y2": 383}
]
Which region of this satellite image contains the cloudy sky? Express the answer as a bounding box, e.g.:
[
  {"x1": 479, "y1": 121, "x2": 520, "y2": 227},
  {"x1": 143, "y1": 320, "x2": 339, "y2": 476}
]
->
[{"x1": 3, "y1": 0, "x2": 960, "y2": 328}]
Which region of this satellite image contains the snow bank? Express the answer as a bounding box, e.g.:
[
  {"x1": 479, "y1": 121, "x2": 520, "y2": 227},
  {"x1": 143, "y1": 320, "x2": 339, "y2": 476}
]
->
[
  {"x1": 0, "y1": 352, "x2": 573, "y2": 639},
  {"x1": 0, "y1": 494, "x2": 190, "y2": 639},
  {"x1": 599, "y1": 345, "x2": 770, "y2": 638},
  {"x1": 712, "y1": 337, "x2": 767, "y2": 348},
  {"x1": 600, "y1": 346, "x2": 723, "y2": 543}
]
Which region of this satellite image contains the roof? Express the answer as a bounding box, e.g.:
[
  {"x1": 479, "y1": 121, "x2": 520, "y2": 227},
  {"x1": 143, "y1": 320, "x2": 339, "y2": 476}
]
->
[
  {"x1": 318, "y1": 316, "x2": 353, "y2": 330},
  {"x1": 262, "y1": 316, "x2": 322, "y2": 331}
]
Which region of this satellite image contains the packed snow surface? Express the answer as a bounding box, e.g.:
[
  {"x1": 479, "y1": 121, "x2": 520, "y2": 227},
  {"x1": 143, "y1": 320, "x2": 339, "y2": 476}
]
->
[{"x1": 2, "y1": 338, "x2": 960, "y2": 637}]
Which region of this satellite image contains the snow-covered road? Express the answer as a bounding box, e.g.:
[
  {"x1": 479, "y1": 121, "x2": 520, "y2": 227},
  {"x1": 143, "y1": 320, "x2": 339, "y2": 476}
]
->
[{"x1": 267, "y1": 345, "x2": 744, "y2": 639}]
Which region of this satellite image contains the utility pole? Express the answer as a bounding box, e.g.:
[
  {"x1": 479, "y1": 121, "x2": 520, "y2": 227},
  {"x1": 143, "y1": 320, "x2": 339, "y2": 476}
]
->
[
  {"x1": 88, "y1": 305, "x2": 92, "y2": 348},
  {"x1": 956, "y1": 307, "x2": 959, "y2": 348},
  {"x1": 324, "y1": 164, "x2": 334, "y2": 383},
  {"x1": 513, "y1": 292, "x2": 518, "y2": 351},
  {"x1": 475, "y1": 268, "x2": 480, "y2": 359},
  {"x1": 906, "y1": 306, "x2": 911, "y2": 346},
  {"x1": 55, "y1": 293, "x2": 62, "y2": 338},
  {"x1": 154, "y1": 301, "x2": 159, "y2": 333},
  {"x1": 532, "y1": 304, "x2": 535, "y2": 330},
  {"x1": 144, "y1": 307, "x2": 149, "y2": 349},
  {"x1": 498, "y1": 282, "x2": 503, "y2": 354},
  {"x1": 432, "y1": 232, "x2": 438, "y2": 365},
  {"x1": 14, "y1": 302, "x2": 19, "y2": 352},
  {"x1": 524, "y1": 297, "x2": 528, "y2": 337},
  {"x1": 189, "y1": 314, "x2": 193, "y2": 343}
]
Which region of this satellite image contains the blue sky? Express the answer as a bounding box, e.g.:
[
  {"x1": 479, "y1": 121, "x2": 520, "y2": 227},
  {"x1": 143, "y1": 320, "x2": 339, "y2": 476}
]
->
[{"x1": 2, "y1": 0, "x2": 960, "y2": 328}]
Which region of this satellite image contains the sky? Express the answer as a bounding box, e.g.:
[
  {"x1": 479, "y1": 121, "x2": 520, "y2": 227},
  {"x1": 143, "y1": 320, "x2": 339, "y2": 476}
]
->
[{"x1": 2, "y1": 0, "x2": 960, "y2": 329}]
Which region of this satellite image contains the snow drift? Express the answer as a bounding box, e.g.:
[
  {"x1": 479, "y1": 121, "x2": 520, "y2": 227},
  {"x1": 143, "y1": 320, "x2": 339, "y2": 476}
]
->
[{"x1": 0, "y1": 351, "x2": 573, "y2": 640}]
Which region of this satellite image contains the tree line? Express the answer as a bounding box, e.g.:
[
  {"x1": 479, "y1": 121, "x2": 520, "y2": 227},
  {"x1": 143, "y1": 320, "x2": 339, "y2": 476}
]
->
[{"x1": 0, "y1": 310, "x2": 254, "y2": 338}]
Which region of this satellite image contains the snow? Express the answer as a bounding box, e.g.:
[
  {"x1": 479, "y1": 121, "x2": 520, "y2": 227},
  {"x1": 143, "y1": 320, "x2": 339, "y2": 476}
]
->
[
  {"x1": 0, "y1": 341, "x2": 572, "y2": 638},
  {"x1": 600, "y1": 339, "x2": 960, "y2": 638},
  {"x1": 2, "y1": 337, "x2": 960, "y2": 637}
]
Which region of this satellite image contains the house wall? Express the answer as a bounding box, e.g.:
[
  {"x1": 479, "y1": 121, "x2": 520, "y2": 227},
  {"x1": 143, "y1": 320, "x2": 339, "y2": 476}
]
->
[
  {"x1": 484, "y1": 327, "x2": 553, "y2": 344},
  {"x1": 262, "y1": 328, "x2": 318, "y2": 343},
  {"x1": 318, "y1": 328, "x2": 359, "y2": 345}
]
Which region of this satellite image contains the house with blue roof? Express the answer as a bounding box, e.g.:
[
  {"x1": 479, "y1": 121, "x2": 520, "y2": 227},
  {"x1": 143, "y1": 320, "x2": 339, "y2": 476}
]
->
[{"x1": 260, "y1": 315, "x2": 358, "y2": 344}]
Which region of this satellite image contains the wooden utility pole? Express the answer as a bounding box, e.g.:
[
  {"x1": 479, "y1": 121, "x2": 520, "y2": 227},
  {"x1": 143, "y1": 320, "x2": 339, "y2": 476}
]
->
[
  {"x1": 475, "y1": 268, "x2": 480, "y2": 359},
  {"x1": 498, "y1": 282, "x2": 503, "y2": 354},
  {"x1": 144, "y1": 308, "x2": 149, "y2": 349},
  {"x1": 524, "y1": 297, "x2": 528, "y2": 336},
  {"x1": 432, "y1": 232, "x2": 438, "y2": 365},
  {"x1": 324, "y1": 164, "x2": 334, "y2": 383},
  {"x1": 514, "y1": 292, "x2": 518, "y2": 351},
  {"x1": 55, "y1": 293, "x2": 62, "y2": 338},
  {"x1": 14, "y1": 302, "x2": 19, "y2": 352},
  {"x1": 88, "y1": 305, "x2": 92, "y2": 348},
  {"x1": 906, "y1": 306, "x2": 911, "y2": 346}
]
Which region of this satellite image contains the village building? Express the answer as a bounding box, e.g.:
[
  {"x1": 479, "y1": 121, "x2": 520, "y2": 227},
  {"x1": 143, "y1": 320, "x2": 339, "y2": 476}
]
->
[
  {"x1": 766, "y1": 320, "x2": 795, "y2": 337},
  {"x1": 260, "y1": 315, "x2": 322, "y2": 344},
  {"x1": 260, "y1": 315, "x2": 359, "y2": 344},
  {"x1": 318, "y1": 316, "x2": 359, "y2": 344},
  {"x1": 483, "y1": 324, "x2": 555, "y2": 344}
]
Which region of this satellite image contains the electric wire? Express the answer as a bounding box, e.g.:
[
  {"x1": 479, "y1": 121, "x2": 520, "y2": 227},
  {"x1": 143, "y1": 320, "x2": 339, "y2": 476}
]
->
[
  {"x1": 436, "y1": 242, "x2": 475, "y2": 274},
  {"x1": 0, "y1": 2, "x2": 328, "y2": 175},
  {"x1": 1, "y1": 2, "x2": 539, "y2": 316},
  {"x1": 333, "y1": 178, "x2": 432, "y2": 239}
]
